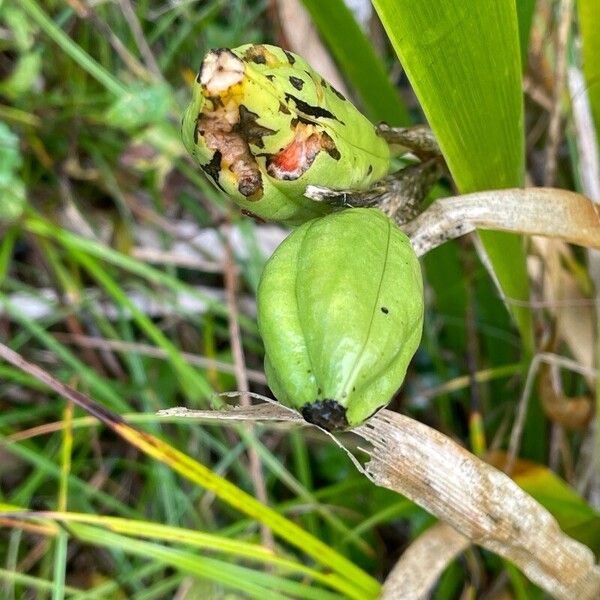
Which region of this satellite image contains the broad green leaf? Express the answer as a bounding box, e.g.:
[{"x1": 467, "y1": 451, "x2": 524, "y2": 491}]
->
[
  {"x1": 0, "y1": 2, "x2": 42, "y2": 98},
  {"x1": 372, "y1": 0, "x2": 533, "y2": 352},
  {"x1": 0, "y1": 50, "x2": 42, "y2": 99},
  {"x1": 301, "y1": 0, "x2": 409, "y2": 124},
  {"x1": 1, "y1": 3, "x2": 37, "y2": 50},
  {"x1": 0, "y1": 568, "x2": 82, "y2": 596},
  {"x1": 578, "y1": 0, "x2": 600, "y2": 139}
]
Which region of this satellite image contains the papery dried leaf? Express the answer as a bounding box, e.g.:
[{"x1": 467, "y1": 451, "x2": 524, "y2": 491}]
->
[
  {"x1": 355, "y1": 410, "x2": 600, "y2": 600},
  {"x1": 157, "y1": 403, "x2": 302, "y2": 423},
  {"x1": 159, "y1": 403, "x2": 600, "y2": 599},
  {"x1": 404, "y1": 188, "x2": 600, "y2": 256},
  {"x1": 380, "y1": 522, "x2": 469, "y2": 600},
  {"x1": 539, "y1": 362, "x2": 593, "y2": 430}
]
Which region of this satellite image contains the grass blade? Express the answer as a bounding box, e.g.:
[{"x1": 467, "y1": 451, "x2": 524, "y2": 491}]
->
[
  {"x1": 70, "y1": 248, "x2": 212, "y2": 403},
  {"x1": 22, "y1": 213, "x2": 256, "y2": 333},
  {"x1": 0, "y1": 508, "x2": 355, "y2": 597},
  {"x1": 52, "y1": 402, "x2": 73, "y2": 600},
  {"x1": 301, "y1": 0, "x2": 409, "y2": 124},
  {"x1": 0, "y1": 342, "x2": 380, "y2": 599},
  {"x1": 71, "y1": 524, "x2": 345, "y2": 600},
  {"x1": 19, "y1": 0, "x2": 126, "y2": 96}
]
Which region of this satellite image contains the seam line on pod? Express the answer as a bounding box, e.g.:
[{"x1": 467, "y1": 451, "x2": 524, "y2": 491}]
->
[
  {"x1": 340, "y1": 214, "x2": 392, "y2": 398},
  {"x1": 352, "y1": 236, "x2": 423, "y2": 394}
]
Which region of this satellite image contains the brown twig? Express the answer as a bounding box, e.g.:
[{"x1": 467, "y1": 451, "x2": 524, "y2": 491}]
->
[
  {"x1": 544, "y1": 0, "x2": 574, "y2": 186},
  {"x1": 222, "y1": 230, "x2": 274, "y2": 550},
  {"x1": 505, "y1": 352, "x2": 597, "y2": 475},
  {"x1": 51, "y1": 332, "x2": 266, "y2": 384},
  {"x1": 66, "y1": 0, "x2": 154, "y2": 83},
  {"x1": 116, "y1": 0, "x2": 163, "y2": 80}
]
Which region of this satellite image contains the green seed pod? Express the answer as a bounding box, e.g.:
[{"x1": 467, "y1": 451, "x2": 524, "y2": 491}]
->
[
  {"x1": 182, "y1": 44, "x2": 390, "y2": 225},
  {"x1": 257, "y1": 208, "x2": 424, "y2": 430}
]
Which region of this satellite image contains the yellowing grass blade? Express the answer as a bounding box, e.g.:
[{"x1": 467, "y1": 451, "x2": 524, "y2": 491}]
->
[
  {"x1": 372, "y1": 0, "x2": 533, "y2": 351},
  {"x1": 0, "y1": 507, "x2": 353, "y2": 597},
  {"x1": 0, "y1": 342, "x2": 378, "y2": 600}
]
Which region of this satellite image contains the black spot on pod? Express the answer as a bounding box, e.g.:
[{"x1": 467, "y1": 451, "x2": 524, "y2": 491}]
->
[
  {"x1": 291, "y1": 115, "x2": 313, "y2": 127},
  {"x1": 326, "y1": 147, "x2": 341, "y2": 161},
  {"x1": 243, "y1": 46, "x2": 267, "y2": 64},
  {"x1": 284, "y1": 93, "x2": 339, "y2": 121},
  {"x1": 201, "y1": 150, "x2": 225, "y2": 191},
  {"x1": 289, "y1": 76, "x2": 304, "y2": 90},
  {"x1": 367, "y1": 165, "x2": 373, "y2": 175},
  {"x1": 266, "y1": 74, "x2": 275, "y2": 81},
  {"x1": 321, "y1": 132, "x2": 341, "y2": 160},
  {"x1": 301, "y1": 399, "x2": 348, "y2": 431},
  {"x1": 236, "y1": 105, "x2": 277, "y2": 148},
  {"x1": 381, "y1": 306, "x2": 389, "y2": 314},
  {"x1": 284, "y1": 50, "x2": 296, "y2": 65},
  {"x1": 194, "y1": 113, "x2": 202, "y2": 144},
  {"x1": 330, "y1": 86, "x2": 347, "y2": 101}
]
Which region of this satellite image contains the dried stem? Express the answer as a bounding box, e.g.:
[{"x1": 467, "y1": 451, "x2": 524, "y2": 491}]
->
[
  {"x1": 506, "y1": 352, "x2": 596, "y2": 475},
  {"x1": 379, "y1": 522, "x2": 469, "y2": 599},
  {"x1": 544, "y1": 0, "x2": 574, "y2": 186},
  {"x1": 51, "y1": 332, "x2": 266, "y2": 384},
  {"x1": 403, "y1": 187, "x2": 600, "y2": 256},
  {"x1": 306, "y1": 159, "x2": 443, "y2": 223},
  {"x1": 223, "y1": 234, "x2": 274, "y2": 550},
  {"x1": 67, "y1": 1, "x2": 154, "y2": 82},
  {"x1": 376, "y1": 124, "x2": 441, "y2": 160},
  {"x1": 117, "y1": 0, "x2": 163, "y2": 80}
]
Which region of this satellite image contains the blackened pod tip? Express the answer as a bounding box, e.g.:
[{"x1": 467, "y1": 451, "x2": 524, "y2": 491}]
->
[
  {"x1": 199, "y1": 49, "x2": 245, "y2": 95},
  {"x1": 301, "y1": 399, "x2": 349, "y2": 432}
]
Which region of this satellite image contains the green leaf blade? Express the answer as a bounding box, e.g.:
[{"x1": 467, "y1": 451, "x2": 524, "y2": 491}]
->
[
  {"x1": 578, "y1": 0, "x2": 600, "y2": 139},
  {"x1": 372, "y1": 0, "x2": 533, "y2": 351}
]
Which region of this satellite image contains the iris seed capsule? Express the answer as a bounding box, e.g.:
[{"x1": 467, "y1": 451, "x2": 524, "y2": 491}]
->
[
  {"x1": 182, "y1": 44, "x2": 390, "y2": 225},
  {"x1": 257, "y1": 208, "x2": 424, "y2": 430}
]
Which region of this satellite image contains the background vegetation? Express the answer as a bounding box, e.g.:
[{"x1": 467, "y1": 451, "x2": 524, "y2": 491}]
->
[{"x1": 0, "y1": 0, "x2": 599, "y2": 598}]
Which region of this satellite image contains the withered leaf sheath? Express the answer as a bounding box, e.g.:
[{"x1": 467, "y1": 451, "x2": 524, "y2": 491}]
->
[
  {"x1": 182, "y1": 44, "x2": 390, "y2": 225},
  {"x1": 257, "y1": 208, "x2": 424, "y2": 431}
]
